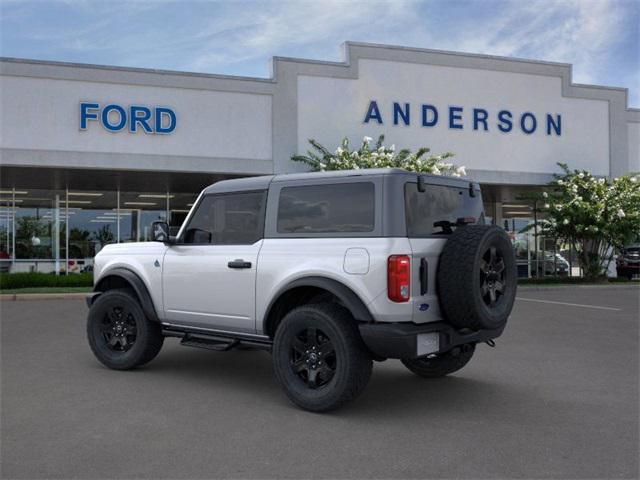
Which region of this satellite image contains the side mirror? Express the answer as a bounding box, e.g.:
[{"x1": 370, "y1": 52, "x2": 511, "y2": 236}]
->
[{"x1": 152, "y1": 221, "x2": 170, "y2": 243}]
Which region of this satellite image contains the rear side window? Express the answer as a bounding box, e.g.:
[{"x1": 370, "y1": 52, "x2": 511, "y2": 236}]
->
[
  {"x1": 405, "y1": 183, "x2": 483, "y2": 236},
  {"x1": 277, "y1": 182, "x2": 375, "y2": 234},
  {"x1": 182, "y1": 191, "x2": 266, "y2": 245}
]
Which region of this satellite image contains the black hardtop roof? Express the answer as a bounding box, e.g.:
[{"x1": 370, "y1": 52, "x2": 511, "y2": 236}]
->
[{"x1": 202, "y1": 168, "x2": 474, "y2": 194}]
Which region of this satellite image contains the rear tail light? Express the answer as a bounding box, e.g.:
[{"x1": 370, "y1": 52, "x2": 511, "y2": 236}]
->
[{"x1": 388, "y1": 255, "x2": 411, "y2": 302}]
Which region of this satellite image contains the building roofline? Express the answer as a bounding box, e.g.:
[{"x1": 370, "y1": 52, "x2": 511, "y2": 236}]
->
[
  {"x1": 1, "y1": 40, "x2": 636, "y2": 109},
  {"x1": 0, "y1": 56, "x2": 274, "y2": 84}
]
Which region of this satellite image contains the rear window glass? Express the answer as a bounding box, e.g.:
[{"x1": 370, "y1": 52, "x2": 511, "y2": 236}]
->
[
  {"x1": 405, "y1": 182, "x2": 483, "y2": 236},
  {"x1": 277, "y1": 182, "x2": 375, "y2": 234}
]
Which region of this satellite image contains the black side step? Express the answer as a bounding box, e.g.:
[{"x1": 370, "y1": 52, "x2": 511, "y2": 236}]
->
[
  {"x1": 163, "y1": 327, "x2": 273, "y2": 352},
  {"x1": 180, "y1": 334, "x2": 239, "y2": 352}
]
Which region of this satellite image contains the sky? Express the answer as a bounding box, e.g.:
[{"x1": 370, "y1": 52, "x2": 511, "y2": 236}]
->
[{"x1": 1, "y1": 0, "x2": 639, "y2": 106}]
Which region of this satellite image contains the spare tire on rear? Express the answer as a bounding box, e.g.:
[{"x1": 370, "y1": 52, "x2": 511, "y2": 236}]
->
[{"x1": 437, "y1": 225, "x2": 517, "y2": 331}]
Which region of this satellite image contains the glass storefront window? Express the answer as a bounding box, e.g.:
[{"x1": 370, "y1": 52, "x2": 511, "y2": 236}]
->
[
  {"x1": 119, "y1": 191, "x2": 169, "y2": 242},
  {"x1": 0, "y1": 187, "x2": 203, "y2": 273},
  {"x1": 65, "y1": 191, "x2": 118, "y2": 271}
]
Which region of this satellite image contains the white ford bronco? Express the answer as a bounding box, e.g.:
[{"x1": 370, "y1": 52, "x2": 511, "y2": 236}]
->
[{"x1": 87, "y1": 169, "x2": 516, "y2": 411}]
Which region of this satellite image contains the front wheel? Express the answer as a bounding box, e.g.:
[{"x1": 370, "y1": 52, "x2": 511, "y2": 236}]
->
[
  {"x1": 272, "y1": 303, "x2": 373, "y2": 412},
  {"x1": 401, "y1": 344, "x2": 475, "y2": 378},
  {"x1": 87, "y1": 289, "x2": 164, "y2": 370}
]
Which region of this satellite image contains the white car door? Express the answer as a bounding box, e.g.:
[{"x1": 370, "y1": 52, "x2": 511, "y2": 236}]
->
[{"x1": 162, "y1": 190, "x2": 266, "y2": 333}]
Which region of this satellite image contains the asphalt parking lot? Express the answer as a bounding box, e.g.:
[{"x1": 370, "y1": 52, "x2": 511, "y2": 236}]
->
[{"x1": 1, "y1": 286, "x2": 638, "y2": 479}]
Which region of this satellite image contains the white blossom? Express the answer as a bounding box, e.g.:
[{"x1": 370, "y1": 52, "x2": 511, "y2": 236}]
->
[
  {"x1": 544, "y1": 203, "x2": 550, "y2": 209},
  {"x1": 363, "y1": 136, "x2": 372, "y2": 144},
  {"x1": 563, "y1": 219, "x2": 569, "y2": 225},
  {"x1": 456, "y1": 166, "x2": 467, "y2": 176},
  {"x1": 617, "y1": 209, "x2": 625, "y2": 218},
  {"x1": 542, "y1": 191, "x2": 548, "y2": 198}
]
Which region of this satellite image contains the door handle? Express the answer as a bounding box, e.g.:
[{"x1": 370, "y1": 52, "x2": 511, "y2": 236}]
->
[{"x1": 228, "y1": 259, "x2": 252, "y2": 269}]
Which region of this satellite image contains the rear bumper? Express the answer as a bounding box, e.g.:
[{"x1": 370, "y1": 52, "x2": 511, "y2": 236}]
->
[{"x1": 359, "y1": 321, "x2": 505, "y2": 360}]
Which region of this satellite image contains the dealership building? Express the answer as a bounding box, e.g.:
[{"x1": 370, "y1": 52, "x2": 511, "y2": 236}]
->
[{"x1": 0, "y1": 42, "x2": 638, "y2": 274}]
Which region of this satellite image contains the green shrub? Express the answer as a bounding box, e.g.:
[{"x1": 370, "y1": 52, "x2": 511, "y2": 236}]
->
[{"x1": 0, "y1": 272, "x2": 93, "y2": 289}]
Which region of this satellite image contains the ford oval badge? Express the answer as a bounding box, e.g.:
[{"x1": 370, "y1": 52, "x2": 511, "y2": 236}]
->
[{"x1": 419, "y1": 303, "x2": 429, "y2": 311}]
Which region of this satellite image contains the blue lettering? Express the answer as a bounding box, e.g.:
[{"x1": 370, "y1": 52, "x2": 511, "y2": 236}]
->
[
  {"x1": 497, "y1": 110, "x2": 513, "y2": 132},
  {"x1": 520, "y1": 112, "x2": 537, "y2": 134},
  {"x1": 101, "y1": 104, "x2": 127, "y2": 132},
  {"x1": 546, "y1": 114, "x2": 561, "y2": 136},
  {"x1": 393, "y1": 102, "x2": 410, "y2": 126},
  {"x1": 155, "y1": 107, "x2": 176, "y2": 134},
  {"x1": 421, "y1": 104, "x2": 438, "y2": 127},
  {"x1": 363, "y1": 100, "x2": 383, "y2": 124},
  {"x1": 80, "y1": 102, "x2": 99, "y2": 130},
  {"x1": 130, "y1": 105, "x2": 153, "y2": 133},
  {"x1": 449, "y1": 106, "x2": 463, "y2": 129},
  {"x1": 473, "y1": 108, "x2": 489, "y2": 131}
]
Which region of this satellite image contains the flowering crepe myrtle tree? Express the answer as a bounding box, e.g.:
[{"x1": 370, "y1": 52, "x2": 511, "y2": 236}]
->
[
  {"x1": 292, "y1": 135, "x2": 466, "y2": 177},
  {"x1": 535, "y1": 163, "x2": 640, "y2": 279}
]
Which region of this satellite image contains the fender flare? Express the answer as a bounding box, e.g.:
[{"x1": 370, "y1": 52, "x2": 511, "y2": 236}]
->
[
  {"x1": 263, "y1": 276, "x2": 374, "y2": 335},
  {"x1": 92, "y1": 268, "x2": 159, "y2": 322}
]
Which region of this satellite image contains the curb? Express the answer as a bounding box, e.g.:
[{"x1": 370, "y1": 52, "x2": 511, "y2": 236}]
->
[{"x1": 0, "y1": 293, "x2": 89, "y2": 301}]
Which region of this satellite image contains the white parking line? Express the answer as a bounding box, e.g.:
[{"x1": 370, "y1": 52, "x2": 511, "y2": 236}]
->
[{"x1": 516, "y1": 297, "x2": 621, "y2": 311}]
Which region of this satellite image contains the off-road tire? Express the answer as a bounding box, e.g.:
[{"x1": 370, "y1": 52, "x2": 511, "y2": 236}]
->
[
  {"x1": 437, "y1": 225, "x2": 517, "y2": 330},
  {"x1": 401, "y1": 344, "x2": 475, "y2": 378},
  {"x1": 272, "y1": 303, "x2": 373, "y2": 412},
  {"x1": 87, "y1": 289, "x2": 164, "y2": 370}
]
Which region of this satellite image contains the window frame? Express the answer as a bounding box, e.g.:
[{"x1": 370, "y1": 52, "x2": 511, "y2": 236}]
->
[
  {"x1": 265, "y1": 178, "x2": 383, "y2": 239},
  {"x1": 176, "y1": 189, "x2": 268, "y2": 246}
]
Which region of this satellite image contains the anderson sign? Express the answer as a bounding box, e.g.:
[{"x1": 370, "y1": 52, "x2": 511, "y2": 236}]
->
[{"x1": 363, "y1": 100, "x2": 562, "y2": 136}]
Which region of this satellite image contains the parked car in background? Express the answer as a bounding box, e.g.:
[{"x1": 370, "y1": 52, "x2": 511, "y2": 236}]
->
[
  {"x1": 533, "y1": 251, "x2": 569, "y2": 276},
  {"x1": 616, "y1": 244, "x2": 640, "y2": 279}
]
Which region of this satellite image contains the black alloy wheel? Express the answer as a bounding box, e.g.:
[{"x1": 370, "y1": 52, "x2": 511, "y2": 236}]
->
[
  {"x1": 100, "y1": 305, "x2": 138, "y2": 352},
  {"x1": 480, "y1": 245, "x2": 506, "y2": 308},
  {"x1": 290, "y1": 327, "x2": 337, "y2": 389}
]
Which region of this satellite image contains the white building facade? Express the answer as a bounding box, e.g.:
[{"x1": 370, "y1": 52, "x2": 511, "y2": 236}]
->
[{"x1": 1, "y1": 42, "x2": 638, "y2": 274}]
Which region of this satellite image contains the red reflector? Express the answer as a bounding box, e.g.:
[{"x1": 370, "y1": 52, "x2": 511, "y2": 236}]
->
[{"x1": 388, "y1": 255, "x2": 411, "y2": 302}]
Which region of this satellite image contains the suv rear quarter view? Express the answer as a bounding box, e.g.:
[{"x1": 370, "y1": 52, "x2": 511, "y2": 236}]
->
[{"x1": 86, "y1": 169, "x2": 517, "y2": 411}]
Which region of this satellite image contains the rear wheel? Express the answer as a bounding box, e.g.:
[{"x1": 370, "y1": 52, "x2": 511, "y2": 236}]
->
[
  {"x1": 87, "y1": 289, "x2": 164, "y2": 370},
  {"x1": 402, "y1": 344, "x2": 475, "y2": 378},
  {"x1": 272, "y1": 303, "x2": 372, "y2": 412}
]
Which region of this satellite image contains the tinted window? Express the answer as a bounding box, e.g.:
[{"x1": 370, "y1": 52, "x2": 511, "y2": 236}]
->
[
  {"x1": 405, "y1": 183, "x2": 483, "y2": 236},
  {"x1": 183, "y1": 191, "x2": 265, "y2": 244},
  {"x1": 277, "y1": 183, "x2": 375, "y2": 234}
]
